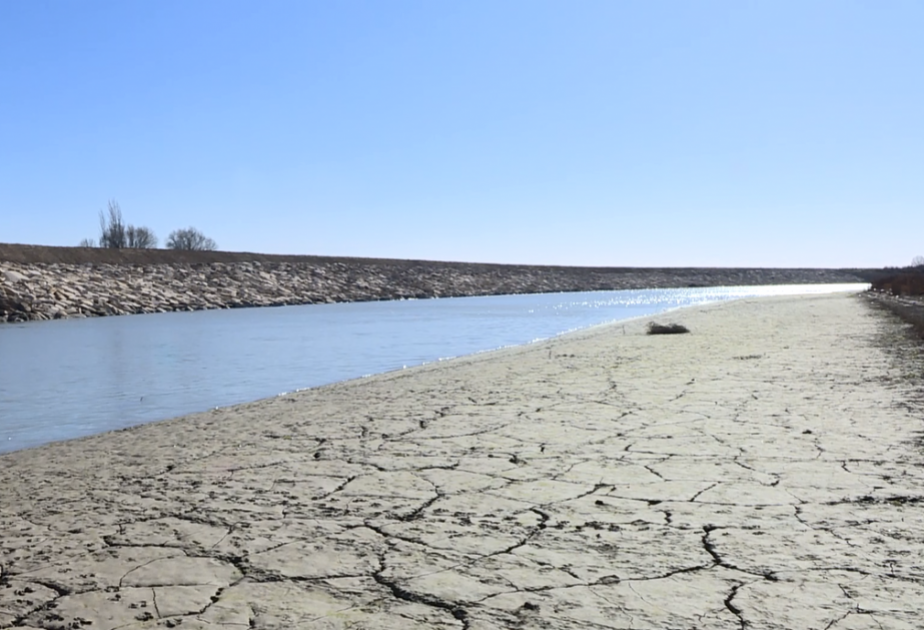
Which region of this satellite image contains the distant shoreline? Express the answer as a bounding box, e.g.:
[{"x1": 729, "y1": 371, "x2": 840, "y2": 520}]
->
[{"x1": 0, "y1": 242, "x2": 874, "y2": 323}]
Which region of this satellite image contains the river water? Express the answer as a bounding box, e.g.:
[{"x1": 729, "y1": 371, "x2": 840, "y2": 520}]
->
[{"x1": 0, "y1": 283, "x2": 865, "y2": 453}]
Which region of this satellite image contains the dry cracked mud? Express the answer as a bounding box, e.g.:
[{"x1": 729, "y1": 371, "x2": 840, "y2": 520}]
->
[{"x1": 2, "y1": 292, "x2": 923, "y2": 629}]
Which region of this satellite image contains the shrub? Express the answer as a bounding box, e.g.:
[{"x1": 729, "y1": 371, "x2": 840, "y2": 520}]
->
[{"x1": 647, "y1": 322, "x2": 690, "y2": 335}]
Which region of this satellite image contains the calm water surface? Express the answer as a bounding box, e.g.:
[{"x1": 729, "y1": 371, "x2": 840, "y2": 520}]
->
[{"x1": 0, "y1": 283, "x2": 865, "y2": 453}]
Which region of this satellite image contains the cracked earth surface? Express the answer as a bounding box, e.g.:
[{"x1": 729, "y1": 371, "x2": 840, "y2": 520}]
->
[{"x1": 2, "y1": 292, "x2": 924, "y2": 629}]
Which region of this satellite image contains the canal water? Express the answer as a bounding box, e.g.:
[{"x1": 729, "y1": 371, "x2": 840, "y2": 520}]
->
[{"x1": 0, "y1": 283, "x2": 865, "y2": 453}]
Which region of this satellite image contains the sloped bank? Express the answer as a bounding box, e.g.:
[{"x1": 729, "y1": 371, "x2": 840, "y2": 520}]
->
[{"x1": 0, "y1": 244, "x2": 869, "y2": 323}]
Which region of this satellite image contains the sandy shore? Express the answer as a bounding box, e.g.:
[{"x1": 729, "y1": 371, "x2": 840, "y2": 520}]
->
[{"x1": 2, "y1": 292, "x2": 923, "y2": 629}]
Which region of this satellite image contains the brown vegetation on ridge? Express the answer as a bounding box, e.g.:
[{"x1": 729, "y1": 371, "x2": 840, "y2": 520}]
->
[
  {"x1": 870, "y1": 271, "x2": 924, "y2": 297},
  {"x1": 0, "y1": 242, "x2": 883, "y2": 277}
]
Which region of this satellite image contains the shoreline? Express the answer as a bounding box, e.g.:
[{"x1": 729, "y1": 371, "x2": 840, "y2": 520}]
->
[
  {"x1": 0, "y1": 289, "x2": 740, "y2": 456},
  {"x1": 0, "y1": 285, "x2": 865, "y2": 456},
  {"x1": 2, "y1": 292, "x2": 923, "y2": 628}
]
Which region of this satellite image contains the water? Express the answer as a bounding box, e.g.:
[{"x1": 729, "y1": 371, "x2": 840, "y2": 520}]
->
[{"x1": 0, "y1": 283, "x2": 865, "y2": 453}]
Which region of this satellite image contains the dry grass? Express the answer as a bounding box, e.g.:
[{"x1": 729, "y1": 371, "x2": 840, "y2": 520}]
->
[
  {"x1": 868, "y1": 270, "x2": 924, "y2": 338},
  {"x1": 866, "y1": 293, "x2": 924, "y2": 339}
]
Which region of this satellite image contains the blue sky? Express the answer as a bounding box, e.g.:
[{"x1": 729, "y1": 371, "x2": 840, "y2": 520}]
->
[{"x1": 1, "y1": 1, "x2": 922, "y2": 268}]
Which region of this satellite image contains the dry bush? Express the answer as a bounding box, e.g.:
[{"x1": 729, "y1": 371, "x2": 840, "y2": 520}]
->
[{"x1": 647, "y1": 322, "x2": 690, "y2": 335}]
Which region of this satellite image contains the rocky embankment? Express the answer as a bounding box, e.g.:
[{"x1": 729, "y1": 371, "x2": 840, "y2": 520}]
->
[{"x1": 0, "y1": 245, "x2": 870, "y2": 323}]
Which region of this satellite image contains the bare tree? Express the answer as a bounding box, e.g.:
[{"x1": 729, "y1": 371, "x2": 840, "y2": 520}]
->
[
  {"x1": 126, "y1": 225, "x2": 158, "y2": 249},
  {"x1": 912, "y1": 255, "x2": 924, "y2": 268},
  {"x1": 97, "y1": 200, "x2": 157, "y2": 249},
  {"x1": 78, "y1": 238, "x2": 96, "y2": 247},
  {"x1": 166, "y1": 227, "x2": 217, "y2": 251},
  {"x1": 99, "y1": 200, "x2": 126, "y2": 249}
]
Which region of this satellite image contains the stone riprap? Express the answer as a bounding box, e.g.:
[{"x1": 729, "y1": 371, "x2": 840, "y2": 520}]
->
[
  {"x1": 2, "y1": 292, "x2": 923, "y2": 629},
  {"x1": 0, "y1": 258, "x2": 864, "y2": 323}
]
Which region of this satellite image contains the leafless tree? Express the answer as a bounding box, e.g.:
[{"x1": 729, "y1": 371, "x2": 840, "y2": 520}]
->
[
  {"x1": 912, "y1": 255, "x2": 924, "y2": 268},
  {"x1": 126, "y1": 225, "x2": 158, "y2": 249},
  {"x1": 78, "y1": 238, "x2": 96, "y2": 247},
  {"x1": 166, "y1": 227, "x2": 217, "y2": 251},
  {"x1": 97, "y1": 200, "x2": 157, "y2": 249},
  {"x1": 98, "y1": 200, "x2": 126, "y2": 248}
]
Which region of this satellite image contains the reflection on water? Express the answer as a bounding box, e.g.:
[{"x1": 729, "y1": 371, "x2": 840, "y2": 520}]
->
[{"x1": 0, "y1": 283, "x2": 865, "y2": 453}]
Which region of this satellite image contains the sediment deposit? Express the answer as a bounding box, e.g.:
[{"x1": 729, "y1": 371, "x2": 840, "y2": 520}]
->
[
  {"x1": 0, "y1": 245, "x2": 867, "y2": 322},
  {"x1": 2, "y1": 292, "x2": 923, "y2": 629}
]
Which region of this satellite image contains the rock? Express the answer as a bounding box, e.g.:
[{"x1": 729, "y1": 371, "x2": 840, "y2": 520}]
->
[{"x1": 1, "y1": 269, "x2": 27, "y2": 283}]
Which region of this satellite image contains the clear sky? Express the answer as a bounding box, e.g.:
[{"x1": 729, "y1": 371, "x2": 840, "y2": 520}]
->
[{"x1": 1, "y1": 1, "x2": 921, "y2": 268}]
